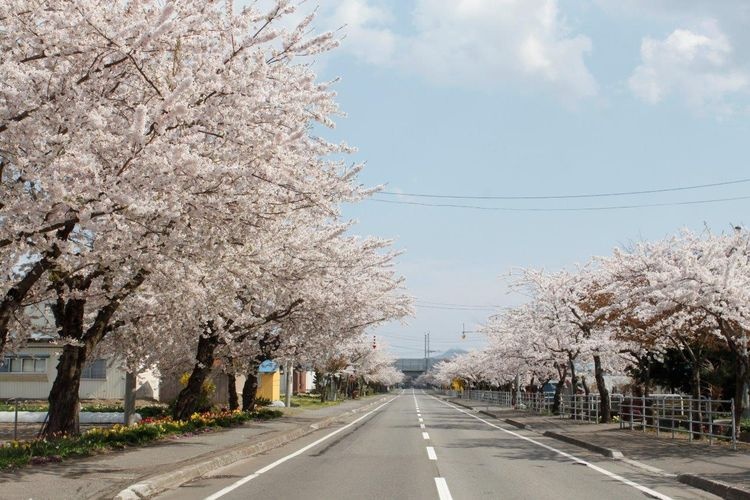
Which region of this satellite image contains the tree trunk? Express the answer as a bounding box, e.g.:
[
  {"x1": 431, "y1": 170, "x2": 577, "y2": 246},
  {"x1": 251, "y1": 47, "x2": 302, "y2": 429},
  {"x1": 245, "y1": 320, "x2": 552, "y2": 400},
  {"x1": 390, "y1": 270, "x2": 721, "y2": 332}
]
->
[
  {"x1": 173, "y1": 330, "x2": 220, "y2": 420},
  {"x1": 581, "y1": 376, "x2": 590, "y2": 396},
  {"x1": 593, "y1": 354, "x2": 611, "y2": 423},
  {"x1": 41, "y1": 268, "x2": 147, "y2": 438},
  {"x1": 689, "y1": 362, "x2": 704, "y2": 438},
  {"x1": 552, "y1": 363, "x2": 567, "y2": 414},
  {"x1": 227, "y1": 372, "x2": 239, "y2": 411},
  {"x1": 734, "y1": 352, "x2": 750, "y2": 429},
  {"x1": 43, "y1": 344, "x2": 87, "y2": 435},
  {"x1": 242, "y1": 369, "x2": 259, "y2": 412},
  {"x1": 568, "y1": 356, "x2": 578, "y2": 395}
]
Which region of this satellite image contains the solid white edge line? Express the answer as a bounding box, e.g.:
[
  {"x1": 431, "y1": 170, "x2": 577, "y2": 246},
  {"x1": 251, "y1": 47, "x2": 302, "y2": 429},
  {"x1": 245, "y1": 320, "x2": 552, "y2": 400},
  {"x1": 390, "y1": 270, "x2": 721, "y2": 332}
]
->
[
  {"x1": 426, "y1": 446, "x2": 437, "y2": 460},
  {"x1": 432, "y1": 397, "x2": 673, "y2": 500},
  {"x1": 422, "y1": 432, "x2": 430, "y2": 440},
  {"x1": 435, "y1": 477, "x2": 453, "y2": 500},
  {"x1": 203, "y1": 397, "x2": 397, "y2": 500}
]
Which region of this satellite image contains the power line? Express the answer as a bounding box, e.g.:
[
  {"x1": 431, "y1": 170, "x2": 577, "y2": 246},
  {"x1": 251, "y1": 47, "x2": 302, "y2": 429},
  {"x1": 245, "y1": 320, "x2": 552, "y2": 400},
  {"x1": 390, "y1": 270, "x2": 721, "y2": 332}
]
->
[
  {"x1": 414, "y1": 303, "x2": 497, "y2": 311},
  {"x1": 416, "y1": 300, "x2": 502, "y2": 308},
  {"x1": 377, "y1": 177, "x2": 750, "y2": 200},
  {"x1": 369, "y1": 194, "x2": 750, "y2": 212}
]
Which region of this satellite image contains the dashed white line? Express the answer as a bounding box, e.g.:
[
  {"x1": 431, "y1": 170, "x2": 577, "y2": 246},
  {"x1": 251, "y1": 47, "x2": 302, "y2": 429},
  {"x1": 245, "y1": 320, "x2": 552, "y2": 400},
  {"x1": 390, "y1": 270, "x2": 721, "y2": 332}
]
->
[
  {"x1": 420, "y1": 423, "x2": 426, "y2": 429},
  {"x1": 422, "y1": 432, "x2": 430, "y2": 440},
  {"x1": 426, "y1": 446, "x2": 437, "y2": 460},
  {"x1": 434, "y1": 477, "x2": 453, "y2": 500},
  {"x1": 418, "y1": 417, "x2": 424, "y2": 423}
]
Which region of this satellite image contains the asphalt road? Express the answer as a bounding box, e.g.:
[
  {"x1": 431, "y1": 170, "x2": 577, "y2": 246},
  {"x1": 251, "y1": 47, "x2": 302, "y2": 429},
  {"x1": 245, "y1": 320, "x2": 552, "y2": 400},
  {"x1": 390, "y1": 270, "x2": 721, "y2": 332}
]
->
[{"x1": 156, "y1": 390, "x2": 719, "y2": 500}]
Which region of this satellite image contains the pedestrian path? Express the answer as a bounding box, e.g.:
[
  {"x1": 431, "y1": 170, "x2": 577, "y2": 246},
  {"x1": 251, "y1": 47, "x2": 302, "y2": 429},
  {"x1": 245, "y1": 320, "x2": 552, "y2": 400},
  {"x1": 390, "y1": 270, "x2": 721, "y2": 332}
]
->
[
  {"x1": 0, "y1": 396, "x2": 388, "y2": 500},
  {"x1": 449, "y1": 397, "x2": 750, "y2": 499}
]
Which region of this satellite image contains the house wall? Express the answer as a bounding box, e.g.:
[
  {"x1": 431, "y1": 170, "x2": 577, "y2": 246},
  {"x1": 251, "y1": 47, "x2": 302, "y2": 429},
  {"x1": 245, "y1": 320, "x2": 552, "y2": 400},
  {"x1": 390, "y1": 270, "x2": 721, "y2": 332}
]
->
[{"x1": 0, "y1": 345, "x2": 128, "y2": 401}]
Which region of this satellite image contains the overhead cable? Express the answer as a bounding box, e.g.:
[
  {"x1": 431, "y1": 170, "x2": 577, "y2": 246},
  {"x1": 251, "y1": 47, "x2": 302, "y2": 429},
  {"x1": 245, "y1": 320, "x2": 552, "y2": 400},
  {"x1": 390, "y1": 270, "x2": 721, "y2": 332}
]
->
[
  {"x1": 377, "y1": 177, "x2": 750, "y2": 200},
  {"x1": 369, "y1": 194, "x2": 750, "y2": 212}
]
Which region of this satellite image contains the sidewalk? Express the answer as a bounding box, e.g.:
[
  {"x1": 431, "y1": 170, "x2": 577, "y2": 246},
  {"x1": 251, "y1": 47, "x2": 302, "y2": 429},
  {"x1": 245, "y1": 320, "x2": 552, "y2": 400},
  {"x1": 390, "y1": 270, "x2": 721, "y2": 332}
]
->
[
  {"x1": 0, "y1": 395, "x2": 389, "y2": 500},
  {"x1": 449, "y1": 397, "x2": 750, "y2": 500}
]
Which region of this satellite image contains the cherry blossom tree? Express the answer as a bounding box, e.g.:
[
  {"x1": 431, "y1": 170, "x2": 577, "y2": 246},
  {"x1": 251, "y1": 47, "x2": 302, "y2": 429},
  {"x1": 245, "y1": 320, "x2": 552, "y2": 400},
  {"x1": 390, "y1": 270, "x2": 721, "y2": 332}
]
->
[
  {"x1": 601, "y1": 228, "x2": 750, "y2": 423},
  {"x1": 2, "y1": 0, "x2": 410, "y2": 435}
]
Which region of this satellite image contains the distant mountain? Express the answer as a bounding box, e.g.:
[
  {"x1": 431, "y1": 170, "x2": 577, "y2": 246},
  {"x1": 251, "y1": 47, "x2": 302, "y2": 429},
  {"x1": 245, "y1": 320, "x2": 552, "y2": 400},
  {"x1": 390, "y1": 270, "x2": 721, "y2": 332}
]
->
[{"x1": 433, "y1": 348, "x2": 468, "y2": 360}]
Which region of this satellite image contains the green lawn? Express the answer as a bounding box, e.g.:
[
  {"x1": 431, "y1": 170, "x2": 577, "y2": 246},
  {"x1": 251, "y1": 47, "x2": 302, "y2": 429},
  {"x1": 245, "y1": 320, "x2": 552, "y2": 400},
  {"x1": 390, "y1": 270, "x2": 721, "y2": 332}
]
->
[{"x1": 281, "y1": 394, "x2": 343, "y2": 409}]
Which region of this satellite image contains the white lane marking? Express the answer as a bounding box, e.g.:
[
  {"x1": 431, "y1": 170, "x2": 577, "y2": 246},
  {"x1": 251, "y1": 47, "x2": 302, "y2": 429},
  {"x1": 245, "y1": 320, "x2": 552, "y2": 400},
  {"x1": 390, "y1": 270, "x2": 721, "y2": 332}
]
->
[
  {"x1": 204, "y1": 398, "x2": 397, "y2": 500},
  {"x1": 426, "y1": 446, "x2": 437, "y2": 460},
  {"x1": 432, "y1": 397, "x2": 673, "y2": 500},
  {"x1": 418, "y1": 417, "x2": 424, "y2": 423},
  {"x1": 422, "y1": 432, "x2": 430, "y2": 440},
  {"x1": 434, "y1": 477, "x2": 453, "y2": 500},
  {"x1": 420, "y1": 423, "x2": 425, "y2": 429},
  {"x1": 417, "y1": 413, "x2": 422, "y2": 417}
]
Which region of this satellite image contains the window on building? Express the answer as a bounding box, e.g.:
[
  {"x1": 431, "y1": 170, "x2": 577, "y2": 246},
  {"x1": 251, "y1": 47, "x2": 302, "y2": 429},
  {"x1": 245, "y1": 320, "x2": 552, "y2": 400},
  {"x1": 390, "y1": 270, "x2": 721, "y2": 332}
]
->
[
  {"x1": 81, "y1": 359, "x2": 107, "y2": 379},
  {"x1": 0, "y1": 356, "x2": 47, "y2": 373}
]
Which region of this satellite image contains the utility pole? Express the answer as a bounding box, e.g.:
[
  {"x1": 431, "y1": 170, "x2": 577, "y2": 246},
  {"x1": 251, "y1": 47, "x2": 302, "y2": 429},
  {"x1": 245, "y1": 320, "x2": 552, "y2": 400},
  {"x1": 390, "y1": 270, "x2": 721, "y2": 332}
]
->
[
  {"x1": 285, "y1": 360, "x2": 293, "y2": 408},
  {"x1": 427, "y1": 332, "x2": 431, "y2": 371},
  {"x1": 124, "y1": 371, "x2": 136, "y2": 425}
]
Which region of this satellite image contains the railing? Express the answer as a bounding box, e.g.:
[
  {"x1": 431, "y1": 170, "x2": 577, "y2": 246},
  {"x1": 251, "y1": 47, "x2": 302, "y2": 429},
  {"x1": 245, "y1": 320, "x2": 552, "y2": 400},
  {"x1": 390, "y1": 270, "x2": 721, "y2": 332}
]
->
[
  {"x1": 436, "y1": 389, "x2": 737, "y2": 448},
  {"x1": 619, "y1": 395, "x2": 736, "y2": 449}
]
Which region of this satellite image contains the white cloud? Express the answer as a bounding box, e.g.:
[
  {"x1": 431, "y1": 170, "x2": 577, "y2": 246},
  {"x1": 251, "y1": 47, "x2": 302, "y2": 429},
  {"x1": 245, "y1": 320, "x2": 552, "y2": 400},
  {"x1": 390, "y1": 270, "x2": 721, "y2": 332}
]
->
[
  {"x1": 323, "y1": 0, "x2": 598, "y2": 101},
  {"x1": 628, "y1": 21, "x2": 749, "y2": 112},
  {"x1": 328, "y1": 0, "x2": 397, "y2": 65}
]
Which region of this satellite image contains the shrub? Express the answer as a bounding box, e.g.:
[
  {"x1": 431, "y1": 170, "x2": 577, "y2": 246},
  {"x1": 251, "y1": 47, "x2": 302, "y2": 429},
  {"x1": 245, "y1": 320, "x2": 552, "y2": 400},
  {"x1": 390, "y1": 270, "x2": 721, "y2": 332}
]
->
[{"x1": 137, "y1": 405, "x2": 170, "y2": 419}]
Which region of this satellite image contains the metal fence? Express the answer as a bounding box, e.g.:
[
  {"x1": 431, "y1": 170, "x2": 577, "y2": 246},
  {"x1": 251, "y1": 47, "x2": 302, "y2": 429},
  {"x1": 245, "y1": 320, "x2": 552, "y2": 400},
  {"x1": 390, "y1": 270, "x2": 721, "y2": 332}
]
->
[
  {"x1": 437, "y1": 389, "x2": 737, "y2": 448},
  {"x1": 619, "y1": 395, "x2": 736, "y2": 449}
]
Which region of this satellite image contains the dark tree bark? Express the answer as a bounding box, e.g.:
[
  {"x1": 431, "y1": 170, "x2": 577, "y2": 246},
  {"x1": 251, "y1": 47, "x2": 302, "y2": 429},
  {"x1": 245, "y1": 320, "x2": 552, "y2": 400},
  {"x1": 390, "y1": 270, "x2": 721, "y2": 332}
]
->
[
  {"x1": 719, "y1": 319, "x2": 750, "y2": 429},
  {"x1": 173, "y1": 329, "x2": 220, "y2": 420},
  {"x1": 42, "y1": 268, "x2": 147, "y2": 437},
  {"x1": 568, "y1": 355, "x2": 578, "y2": 396},
  {"x1": 734, "y1": 351, "x2": 750, "y2": 428},
  {"x1": 552, "y1": 362, "x2": 567, "y2": 414},
  {"x1": 593, "y1": 354, "x2": 611, "y2": 423},
  {"x1": 45, "y1": 344, "x2": 87, "y2": 435},
  {"x1": 242, "y1": 366, "x2": 260, "y2": 412},
  {"x1": 227, "y1": 372, "x2": 239, "y2": 411}
]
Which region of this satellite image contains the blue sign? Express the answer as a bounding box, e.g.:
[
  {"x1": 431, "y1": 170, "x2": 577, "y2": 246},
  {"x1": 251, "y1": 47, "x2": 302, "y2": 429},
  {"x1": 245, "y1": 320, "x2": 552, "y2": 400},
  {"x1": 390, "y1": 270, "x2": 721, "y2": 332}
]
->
[{"x1": 258, "y1": 360, "x2": 278, "y2": 373}]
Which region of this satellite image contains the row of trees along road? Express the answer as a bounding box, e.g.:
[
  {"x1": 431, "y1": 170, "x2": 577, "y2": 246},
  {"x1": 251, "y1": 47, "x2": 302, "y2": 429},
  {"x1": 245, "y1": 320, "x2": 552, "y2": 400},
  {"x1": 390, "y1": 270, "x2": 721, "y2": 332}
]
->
[
  {"x1": 427, "y1": 229, "x2": 750, "y2": 433},
  {"x1": 0, "y1": 1, "x2": 411, "y2": 437}
]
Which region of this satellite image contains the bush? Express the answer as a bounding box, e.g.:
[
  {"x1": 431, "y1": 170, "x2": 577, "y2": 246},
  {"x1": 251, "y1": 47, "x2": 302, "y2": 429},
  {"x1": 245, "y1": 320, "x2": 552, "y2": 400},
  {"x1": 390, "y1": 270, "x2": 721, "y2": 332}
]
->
[
  {"x1": 137, "y1": 405, "x2": 169, "y2": 419},
  {"x1": 254, "y1": 397, "x2": 272, "y2": 407}
]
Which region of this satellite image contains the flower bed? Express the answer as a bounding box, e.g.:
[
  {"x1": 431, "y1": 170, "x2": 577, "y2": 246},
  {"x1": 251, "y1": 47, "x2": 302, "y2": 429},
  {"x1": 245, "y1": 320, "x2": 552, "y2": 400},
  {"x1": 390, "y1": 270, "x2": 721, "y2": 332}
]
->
[{"x1": 0, "y1": 408, "x2": 282, "y2": 469}]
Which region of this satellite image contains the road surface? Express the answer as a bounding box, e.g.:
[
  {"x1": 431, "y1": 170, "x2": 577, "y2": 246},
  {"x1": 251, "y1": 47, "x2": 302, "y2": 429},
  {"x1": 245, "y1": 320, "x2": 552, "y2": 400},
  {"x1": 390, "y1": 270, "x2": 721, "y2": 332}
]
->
[{"x1": 156, "y1": 390, "x2": 718, "y2": 500}]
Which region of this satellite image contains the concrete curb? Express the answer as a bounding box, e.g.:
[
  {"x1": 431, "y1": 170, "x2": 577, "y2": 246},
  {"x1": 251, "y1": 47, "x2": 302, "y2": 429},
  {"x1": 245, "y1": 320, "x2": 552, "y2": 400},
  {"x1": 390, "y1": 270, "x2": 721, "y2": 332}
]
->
[
  {"x1": 114, "y1": 396, "x2": 389, "y2": 500},
  {"x1": 678, "y1": 474, "x2": 750, "y2": 500},
  {"x1": 504, "y1": 418, "x2": 533, "y2": 431},
  {"x1": 542, "y1": 431, "x2": 624, "y2": 459},
  {"x1": 448, "y1": 399, "x2": 475, "y2": 411}
]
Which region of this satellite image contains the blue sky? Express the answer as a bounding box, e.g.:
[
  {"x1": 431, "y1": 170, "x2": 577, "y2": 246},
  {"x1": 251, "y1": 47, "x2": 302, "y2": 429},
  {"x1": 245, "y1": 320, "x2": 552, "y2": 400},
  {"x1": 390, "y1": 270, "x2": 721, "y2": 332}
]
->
[{"x1": 288, "y1": 1, "x2": 750, "y2": 358}]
